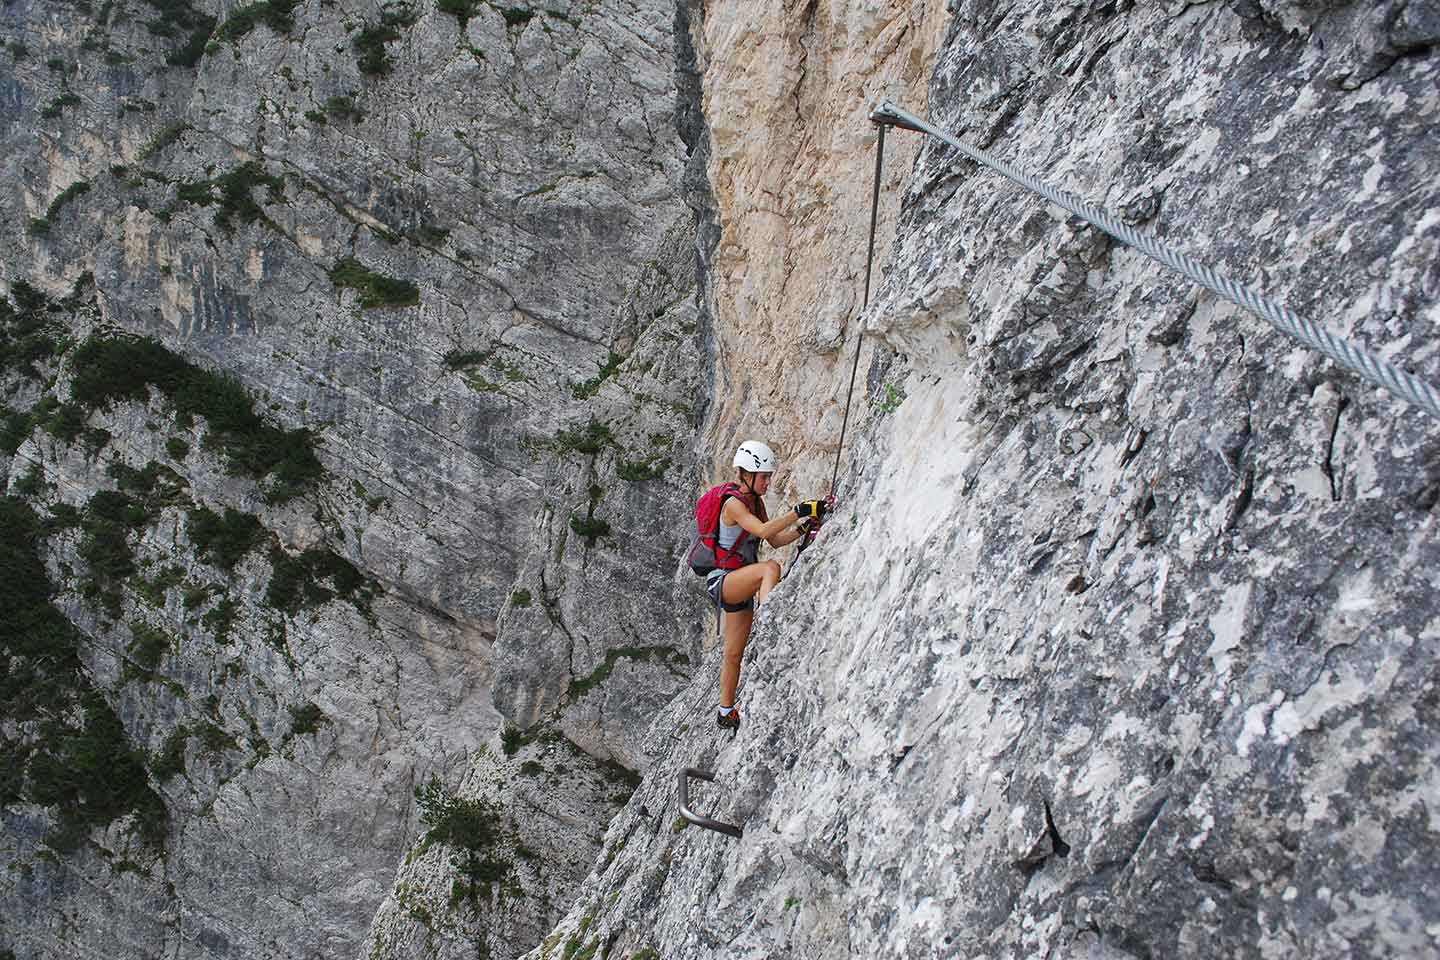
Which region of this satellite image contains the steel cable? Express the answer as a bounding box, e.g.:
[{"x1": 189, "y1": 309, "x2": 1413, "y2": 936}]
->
[
  {"x1": 870, "y1": 101, "x2": 1440, "y2": 422},
  {"x1": 829, "y1": 123, "x2": 890, "y2": 497}
]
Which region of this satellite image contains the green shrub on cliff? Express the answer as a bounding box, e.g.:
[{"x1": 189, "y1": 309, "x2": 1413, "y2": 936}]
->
[
  {"x1": 188, "y1": 507, "x2": 267, "y2": 570},
  {"x1": 137, "y1": 121, "x2": 189, "y2": 162},
  {"x1": 0, "y1": 281, "x2": 64, "y2": 380},
  {"x1": 39, "y1": 91, "x2": 81, "y2": 119},
  {"x1": 436, "y1": 0, "x2": 481, "y2": 28},
  {"x1": 287, "y1": 702, "x2": 327, "y2": 737},
  {"x1": 415, "y1": 776, "x2": 514, "y2": 901},
  {"x1": 171, "y1": 161, "x2": 286, "y2": 233},
  {"x1": 215, "y1": 0, "x2": 300, "y2": 42},
  {"x1": 322, "y1": 93, "x2": 365, "y2": 123},
  {"x1": 68, "y1": 335, "x2": 325, "y2": 503},
  {"x1": 328, "y1": 257, "x2": 420, "y2": 308},
  {"x1": 353, "y1": 3, "x2": 417, "y2": 76},
  {"x1": 137, "y1": 0, "x2": 217, "y2": 67},
  {"x1": 79, "y1": 489, "x2": 156, "y2": 617},
  {"x1": 0, "y1": 496, "x2": 168, "y2": 852},
  {"x1": 265, "y1": 546, "x2": 374, "y2": 616},
  {"x1": 46, "y1": 179, "x2": 92, "y2": 219}
]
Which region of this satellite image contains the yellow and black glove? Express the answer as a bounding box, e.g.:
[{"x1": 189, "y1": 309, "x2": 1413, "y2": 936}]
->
[{"x1": 793, "y1": 499, "x2": 831, "y2": 521}]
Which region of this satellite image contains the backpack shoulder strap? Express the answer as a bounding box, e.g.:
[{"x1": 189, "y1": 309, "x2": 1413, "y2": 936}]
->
[
  {"x1": 714, "y1": 483, "x2": 750, "y2": 562},
  {"x1": 715, "y1": 482, "x2": 745, "y2": 524}
]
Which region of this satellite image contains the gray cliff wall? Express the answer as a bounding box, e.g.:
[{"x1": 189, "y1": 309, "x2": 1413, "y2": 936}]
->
[
  {"x1": 0, "y1": 0, "x2": 708, "y2": 957},
  {"x1": 4, "y1": 0, "x2": 1439, "y2": 958},
  {"x1": 521, "y1": 1, "x2": 1440, "y2": 958}
]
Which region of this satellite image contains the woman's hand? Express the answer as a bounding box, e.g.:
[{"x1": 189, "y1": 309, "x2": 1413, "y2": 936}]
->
[{"x1": 793, "y1": 499, "x2": 831, "y2": 520}]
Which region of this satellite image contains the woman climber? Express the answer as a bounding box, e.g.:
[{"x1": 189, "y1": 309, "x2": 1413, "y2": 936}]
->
[{"x1": 697, "y1": 440, "x2": 829, "y2": 731}]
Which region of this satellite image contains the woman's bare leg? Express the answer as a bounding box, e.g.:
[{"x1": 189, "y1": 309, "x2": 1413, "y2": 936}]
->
[
  {"x1": 718, "y1": 607, "x2": 752, "y2": 708},
  {"x1": 716, "y1": 561, "x2": 782, "y2": 709},
  {"x1": 720, "y1": 560, "x2": 782, "y2": 607}
]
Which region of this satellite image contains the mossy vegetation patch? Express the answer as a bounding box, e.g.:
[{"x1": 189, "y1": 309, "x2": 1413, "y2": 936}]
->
[
  {"x1": 328, "y1": 257, "x2": 420, "y2": 309},
  {"x1": 442, "y1": 346, "x2": 527, "y2": 393},
  {"x1": 0, "y1": 497, "x2": 167, "y2": 852},
  {"x1": 169, "y1": 161, "x2": 286, "y2": 233},
  {"x1": 78, "y1": 489, "x2": 161, "y2": 618},
  {"x1": 149, "y1": 726, "x2": 190, "y2": 781},
  {"x1": 187, "y1": 507, "x2": 267, "y2": 571},
  {"x1": 137, "y1": 0, "x2": 217, "y2": 67},
  {"x1": 72, "y1": 462, "x2": 188, "y2": 618},
  {"x1": 436, "y1": 0, "x2": 482, "y2": 29},
  {"x1": 123, "y1": 621, "x2": 174, "y2": 680},
  {"x1": 616, "y1": 457, "x2": 668, "y2": 482},
  {"x1": 287, "y1": 702, "x2": 327, "y2": 737},
  {"x1": 200, "y1": 597, "x2": 238, "y2": 643},
  {"x1": 28, "y1": 179, "x2": 92, "y2": 236},
  {"x1": 568, "y1": 645, "x2": 689, "y2": 700},
  {"x1": 549, "y1": 421, "x2": 612, "y2": 456},
  {"x1": 353, "y1": 2, "x2": 418, "y2": 76},
  {"x1": 68, "y1": 334, "x2": 325, "y2": 503},
  {"x1": 215, "y1": 0, "x2": 300, "y2": 43},
  {"x1": 500, "y1": 724, "x2": 534, "y2": 756},
  {"x1": 443, "y1": 348, "x2": 490, "y2": 370},
  {"x1": 40, "y1": 91, "x2": 82, "y2": 120},
  {"x1": 498, "y1": 6, "x2": 534, "y2": 28},
  {"x1": 134, "y1": 564, "x2": 184, "y2": 607},
  {"x1": 415, "y1": 776, "x2": 516, "y2": 902},
  {"x1": 410, "y1": 223, "x2": 450, "y2": 246},
  {"x1": 12, "y1": 463, "x2": 49, "y2": 498},
  {"x1": 568, "y1": 514, "x2": 609, "y2": 542},
  {"x1": 137, "y1": 121, "x2": 189, "y2": 162},
  {"x1": 265, "y1": 546, "x2": 375, "y2": 616},
  {"x1": 321, "y1": 93, "x2": 364, "y2": 124},
  {"x1": 570, "y1": 350, "x2": 623, "y2": 400},
  {"x1": 568, "y1": 482, "x2": 610, "y2": 546},
  {"x1": 0, "y1": 281, "x2": 66, "y2": 382}
]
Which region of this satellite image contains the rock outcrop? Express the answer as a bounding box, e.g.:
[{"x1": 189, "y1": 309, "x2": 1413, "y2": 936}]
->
[
  {"x1": 519, "y1": 1, "x2": 1440, "y2": 958},
  {"x1": 0, "y1": 0, "x2": 707, "y2": 957},
  {"x1": 698, "y1": 0, "x2": 950, "y2": 499},
  {"x1": 4, "y1": 0, "x2": 1439, "y2": 957}
]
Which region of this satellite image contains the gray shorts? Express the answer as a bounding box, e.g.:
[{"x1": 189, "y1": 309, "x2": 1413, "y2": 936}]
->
[{"x1": 706, "y1": 570, "x2": 753, "y2": 613}]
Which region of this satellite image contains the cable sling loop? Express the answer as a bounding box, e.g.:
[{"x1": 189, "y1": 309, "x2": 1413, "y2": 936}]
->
[
  {"x1": 829, "y1": 121, "x2": 891, "y2": 497},
  {"x1": 867, "y1": 101, "x2": 1440, "y2": 422}
]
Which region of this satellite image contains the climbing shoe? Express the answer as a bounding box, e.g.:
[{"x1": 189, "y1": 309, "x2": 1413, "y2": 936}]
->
[{"x1": 716, "y1": 706, "x2": 740, "y2": 731}]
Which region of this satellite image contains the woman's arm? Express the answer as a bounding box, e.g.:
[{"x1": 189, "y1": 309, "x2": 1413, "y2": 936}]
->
[
  {"x1": 765, "y1": 522, "x2": 808, "y2": 548},
  {"x1": 722, "y1": 496, "x2": 798, "y2": 543}
]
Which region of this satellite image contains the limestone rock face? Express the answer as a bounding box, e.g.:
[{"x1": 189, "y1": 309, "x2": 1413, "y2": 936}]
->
[
  {"x1": 519, "y1": 1, "x2": 1440, "y2": 959},
  {"x1": 0, "y1": 0, "x2": 706, "y2": 957},
  {"x1": 4, "y1": 0, "x2": 1440, "y2": 957},
  {"x1": 696, "y1": 0, "x2": 950, "y2": 499}
]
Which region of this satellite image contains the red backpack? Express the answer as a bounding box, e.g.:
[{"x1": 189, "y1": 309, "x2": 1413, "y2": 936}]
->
[{"x1": 685, "y1": 482, "x2": 749, "y2": 576}]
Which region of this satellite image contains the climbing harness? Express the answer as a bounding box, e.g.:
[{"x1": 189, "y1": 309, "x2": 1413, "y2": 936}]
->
[
  {"x1": 866, "y1": 100, "x2": 1440, "y2": 422},
  {"x1": 677, "y1": 767, "x2": 743, "y2": 839}
]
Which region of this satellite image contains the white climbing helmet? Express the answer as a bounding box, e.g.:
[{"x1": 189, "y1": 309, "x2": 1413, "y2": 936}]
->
[{"x1": 733, "y1": 440, "x2": 777, "y2": 474}]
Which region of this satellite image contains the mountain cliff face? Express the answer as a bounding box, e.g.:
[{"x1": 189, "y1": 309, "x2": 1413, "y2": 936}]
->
[
  {"x1": 514, "y1": 1, "x2": 1440, "y2": 959},
  {"x1": 3, "y1": 0, "x2": 1439, "y2": 958},
  {"x1": 1, "y1": 0, "x2": 708, "y2": 956}
]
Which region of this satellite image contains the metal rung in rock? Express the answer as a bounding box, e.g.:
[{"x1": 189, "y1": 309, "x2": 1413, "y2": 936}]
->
[{"x1": 677, "y1": 767, "x2": 743, "y2": 839}]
